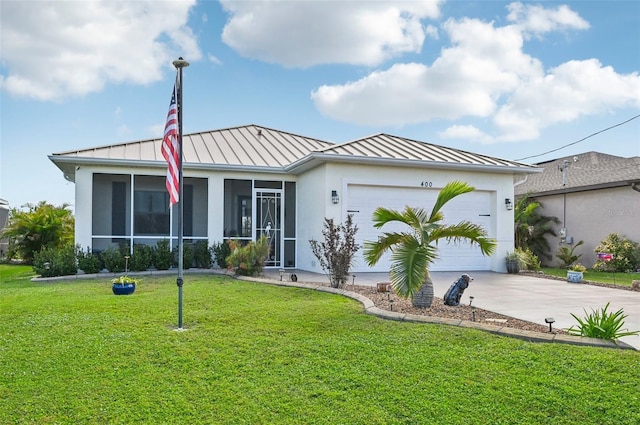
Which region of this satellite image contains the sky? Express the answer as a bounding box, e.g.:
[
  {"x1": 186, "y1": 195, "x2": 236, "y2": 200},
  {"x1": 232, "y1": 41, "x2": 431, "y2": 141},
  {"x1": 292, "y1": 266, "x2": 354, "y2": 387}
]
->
[{"x1": 1, "y1": 0, "x2": 639, "y2": 210}]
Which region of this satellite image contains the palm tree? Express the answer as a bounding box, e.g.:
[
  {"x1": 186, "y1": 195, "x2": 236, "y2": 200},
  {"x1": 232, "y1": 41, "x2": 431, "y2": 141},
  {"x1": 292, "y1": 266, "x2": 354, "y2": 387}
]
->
[
  {"x1": 2, "y1": 201, "x2": 74, "y2": 263},
  {"x1": 363, "y1": 181, "x2": 496, "y2": 308},
  {"x1": 514, "y1": 196, "x2": 559, "y2": 262}
]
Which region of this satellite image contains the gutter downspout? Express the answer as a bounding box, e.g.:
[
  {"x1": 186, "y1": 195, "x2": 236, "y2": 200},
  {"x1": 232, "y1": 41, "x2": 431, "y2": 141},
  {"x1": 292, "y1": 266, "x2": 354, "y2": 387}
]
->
[
  {"x1": 632, "y1": 181, "x2": 640, "y2": 193},
  {"x1": 514, "y1": 174, "x2": 529, "y2": 188}
]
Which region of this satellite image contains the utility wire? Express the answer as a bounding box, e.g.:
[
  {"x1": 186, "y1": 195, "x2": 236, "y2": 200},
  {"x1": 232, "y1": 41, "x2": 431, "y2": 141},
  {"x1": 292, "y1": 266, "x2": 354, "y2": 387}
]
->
[{"x1": 515, "y1": 114, "x2": 640, "y2": 161}]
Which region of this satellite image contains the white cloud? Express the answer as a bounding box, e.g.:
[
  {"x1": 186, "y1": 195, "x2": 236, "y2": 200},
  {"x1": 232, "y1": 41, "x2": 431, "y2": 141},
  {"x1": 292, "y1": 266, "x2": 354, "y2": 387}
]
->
[
  {"x1": 439, "y1": 125, "x2": 494, "y2": 143},
  {"x1": 312, "y1": 17, "x2": 539, "y2": 125},
  {"x1": 220, "y1": 0, "x2": 443, "y2": 67},
  {"x1": 0, "y1": 0, "x2": 201, "y2": 101},
  {"x1": 493, "y1": 59, "x2": 640, "y2": 140},
  {"x1": 208, "y1": 54, "x2": 222, "y2": 65},
  {"x1": 311, "y1": 2, "x2": 640, "y2": 142},
  {"x1": 424, "y1": 24, "x2": 439, "y2": 40},
  {"x1": 507, "y1": 1, "x2": 590, "y2": 38}
]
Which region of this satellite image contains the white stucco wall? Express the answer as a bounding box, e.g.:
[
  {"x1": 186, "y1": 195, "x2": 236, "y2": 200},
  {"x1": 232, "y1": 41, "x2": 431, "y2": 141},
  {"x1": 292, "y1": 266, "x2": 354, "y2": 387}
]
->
[
  {"x1": 73, "y1": 161, "x2": 518, "y2": 273},
  {"x1": 296, "y1": 164, "x2": 331, "y2": 274},
  {"x1": 295, "y1": 162, "x2": 516, "y2": 273}
]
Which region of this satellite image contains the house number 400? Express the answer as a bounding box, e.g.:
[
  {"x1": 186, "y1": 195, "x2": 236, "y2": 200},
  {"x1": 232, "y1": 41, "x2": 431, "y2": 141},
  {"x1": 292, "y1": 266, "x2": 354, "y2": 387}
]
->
[{"x1": 420, "y1": 181, "x2": 433, "y2": 188}]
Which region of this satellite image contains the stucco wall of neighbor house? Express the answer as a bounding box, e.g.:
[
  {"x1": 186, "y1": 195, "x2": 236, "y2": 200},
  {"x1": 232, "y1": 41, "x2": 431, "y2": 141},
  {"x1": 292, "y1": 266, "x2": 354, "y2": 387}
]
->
[{"x1": 534, "y1": 186, "x2": 640, "y2": 268}]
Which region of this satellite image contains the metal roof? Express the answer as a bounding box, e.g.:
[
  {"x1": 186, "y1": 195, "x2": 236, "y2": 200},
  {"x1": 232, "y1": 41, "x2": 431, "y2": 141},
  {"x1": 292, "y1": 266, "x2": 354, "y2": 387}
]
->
[
  {"x1": 50, "y1": 124, "x2": 539, "y2": 181},
  {"x1": 52, "y1": 124, "x2": 331, "y2": 166},
  {"x1": 515, "y1": 151, "x2": 640, "y2": 196},
  {"x1": 318, "y1": 133, "x2": 536, "y2": 169}
]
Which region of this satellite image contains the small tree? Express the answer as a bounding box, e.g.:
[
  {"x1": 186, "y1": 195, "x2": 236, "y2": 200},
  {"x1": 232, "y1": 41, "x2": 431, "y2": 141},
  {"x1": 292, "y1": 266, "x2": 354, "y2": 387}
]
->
[
  {"x1": 364, "y1": 181, "x2": 496, "y2": 308},
  {"x1": 309, "y1": 214, "x2": 359, "y2": 288},
  {"x1": 2, "y1": 202, "x2": 74, "y2": 264},
  {"x1": 514, "y1": 196, "x2": 559, "y2": 263}
]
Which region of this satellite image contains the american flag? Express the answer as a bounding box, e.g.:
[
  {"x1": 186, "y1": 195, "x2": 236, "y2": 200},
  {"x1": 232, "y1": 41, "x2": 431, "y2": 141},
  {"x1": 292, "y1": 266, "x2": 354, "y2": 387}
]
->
[{"x1": 162, "y1": 83, "x2": 180, "y2": 206}]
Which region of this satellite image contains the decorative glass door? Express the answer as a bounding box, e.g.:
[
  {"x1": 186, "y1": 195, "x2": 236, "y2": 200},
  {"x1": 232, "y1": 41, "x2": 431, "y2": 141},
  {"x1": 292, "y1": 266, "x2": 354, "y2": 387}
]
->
[{"x1": 255, "y1": 190, "x2": 282, "y2": 267}]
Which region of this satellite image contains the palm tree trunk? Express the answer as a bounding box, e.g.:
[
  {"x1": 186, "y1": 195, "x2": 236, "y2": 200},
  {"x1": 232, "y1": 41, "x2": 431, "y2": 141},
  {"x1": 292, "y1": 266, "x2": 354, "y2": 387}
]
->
[{"x1": 411, "y1": 273, "x2": 434, "y2": 308}]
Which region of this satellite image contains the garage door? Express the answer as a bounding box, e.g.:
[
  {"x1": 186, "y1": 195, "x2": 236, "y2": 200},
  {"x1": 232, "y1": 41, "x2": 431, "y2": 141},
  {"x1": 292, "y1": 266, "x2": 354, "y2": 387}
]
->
[{"x1": 347, "y1": 184, "x2": 492, "y2": 272}]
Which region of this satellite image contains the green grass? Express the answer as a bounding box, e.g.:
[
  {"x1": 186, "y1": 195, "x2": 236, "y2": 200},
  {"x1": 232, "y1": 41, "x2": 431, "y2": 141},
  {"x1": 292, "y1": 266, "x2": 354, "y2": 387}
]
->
[
  {"x1": 1, "y1": 266, "x2": 639, "y2": 424},
  {"x1": 541, "y1": 267, "x2": 640, "y2": 287}
]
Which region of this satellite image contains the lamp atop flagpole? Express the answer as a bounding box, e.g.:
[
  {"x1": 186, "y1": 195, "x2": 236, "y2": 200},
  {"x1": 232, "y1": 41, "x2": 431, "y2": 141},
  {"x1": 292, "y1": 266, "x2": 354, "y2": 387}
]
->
[{"x1": 173, "y1": 58, "x2": 190, "y2": 69}]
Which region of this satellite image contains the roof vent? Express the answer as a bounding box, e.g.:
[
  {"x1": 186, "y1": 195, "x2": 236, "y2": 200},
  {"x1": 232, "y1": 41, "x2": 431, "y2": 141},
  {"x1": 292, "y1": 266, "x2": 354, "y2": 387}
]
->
[{"x1": 257, "y1": 129, "x2": 262, "y2": 137}]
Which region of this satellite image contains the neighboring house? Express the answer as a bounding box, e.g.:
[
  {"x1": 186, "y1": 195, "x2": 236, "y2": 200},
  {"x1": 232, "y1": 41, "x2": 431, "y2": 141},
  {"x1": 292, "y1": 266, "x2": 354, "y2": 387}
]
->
[
  {"x1": 0, "y1": 198, "x2": 9, "y2": 258},
  {"x1": 514, "y1": 152, "x2": 640, "y2": 267},
  {"x1": 49, "y1": 124, "x2": 538, "y2": 274}
]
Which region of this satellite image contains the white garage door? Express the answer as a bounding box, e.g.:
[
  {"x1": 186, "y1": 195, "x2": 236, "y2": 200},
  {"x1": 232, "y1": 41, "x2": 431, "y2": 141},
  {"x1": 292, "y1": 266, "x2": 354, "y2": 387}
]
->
[{"x1": 347, "y1": 184, "x2": 492, "y2": 272}]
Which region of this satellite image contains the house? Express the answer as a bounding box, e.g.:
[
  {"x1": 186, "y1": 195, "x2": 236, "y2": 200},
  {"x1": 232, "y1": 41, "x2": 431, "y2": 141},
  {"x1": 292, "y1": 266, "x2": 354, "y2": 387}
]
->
[
  {"x1": 49, "y1": 124, "x2": 539, "y2": 274},
  {"x1": 514, "y1": 152, "x2": 640, "y2": 267}
]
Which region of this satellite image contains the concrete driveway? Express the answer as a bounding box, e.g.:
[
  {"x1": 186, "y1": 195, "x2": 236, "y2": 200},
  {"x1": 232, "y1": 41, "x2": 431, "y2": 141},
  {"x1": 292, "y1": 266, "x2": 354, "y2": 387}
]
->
[{"x1": 264, "y1": 269, "x2": 640, "y2": 350}]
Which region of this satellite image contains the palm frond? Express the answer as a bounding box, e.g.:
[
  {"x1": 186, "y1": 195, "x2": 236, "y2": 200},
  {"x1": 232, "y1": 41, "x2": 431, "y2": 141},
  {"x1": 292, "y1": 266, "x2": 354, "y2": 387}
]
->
[
  {"x1": 363, "y1": 232, "x2": 409, "y2": 266},
  {"x1": 429, "y1": 181, "x2": 474, "y2": 221},
  {"x1": 431, "y1": 222, "x2": 497, "y2": 256},
  {"x1": 388, "y1": 239, "x2": 437, "y2": 297},
  {"x1": 370, "y1": 207, "x2": 411, "y2": 229}
]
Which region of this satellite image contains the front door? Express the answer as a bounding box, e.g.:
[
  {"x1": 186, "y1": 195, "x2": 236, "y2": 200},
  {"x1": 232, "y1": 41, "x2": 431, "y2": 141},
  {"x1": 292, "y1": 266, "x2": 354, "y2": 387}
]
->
[{"x1": 255, "y1": 190, "x2": 282, "y2": 267}]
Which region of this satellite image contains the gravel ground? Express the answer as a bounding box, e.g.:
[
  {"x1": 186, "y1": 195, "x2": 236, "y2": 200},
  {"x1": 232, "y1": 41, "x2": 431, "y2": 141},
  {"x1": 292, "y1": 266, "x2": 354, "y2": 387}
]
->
[{"x1": 348, "y1": 284, "x2": 563, "y2": 334}]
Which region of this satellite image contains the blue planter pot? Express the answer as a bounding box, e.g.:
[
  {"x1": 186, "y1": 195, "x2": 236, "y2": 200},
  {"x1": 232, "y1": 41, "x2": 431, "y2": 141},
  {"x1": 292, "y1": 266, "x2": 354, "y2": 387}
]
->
[
  {"x1": 567, "y1": 271, "x2": 583, "y2": 283},
  {"x1": 112, "y1": 283, "x2": 136, "y2": 295}
]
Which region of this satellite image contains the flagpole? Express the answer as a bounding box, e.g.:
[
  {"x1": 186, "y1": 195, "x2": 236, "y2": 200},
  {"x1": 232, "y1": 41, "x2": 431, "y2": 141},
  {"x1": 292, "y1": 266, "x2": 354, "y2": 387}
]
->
[{"x1": 173, "y1": 57, "x2": 189, "y2": 329}]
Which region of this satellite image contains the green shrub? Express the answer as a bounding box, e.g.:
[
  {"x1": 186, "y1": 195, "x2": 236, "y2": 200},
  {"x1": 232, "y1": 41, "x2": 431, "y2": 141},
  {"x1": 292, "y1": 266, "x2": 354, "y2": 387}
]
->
[
  {"x1": 212, "y1": 241, "x2": 231, "y2": 268},
  {"x1": 193, "y1": 241, "x2": 213, "y2": 268},
  {"x1": 555, "y1": 240, "x2": 584, "y2": 268},
  {"x1": 567, "y1": 302, "x2": 640, "y2": 340},
  {"x1": 33, "y1": 244, "x2": 77, "y2": 277},
  {"x1": 129, "y1": 244, "x2": 153, "y2": 272},
  {"x1": 76, "y1": 245, "x2": 103, "y2": 274},
  {"x1": 569, "y1": 263, "x2": 587, "y2": 273},
  {"x1": 227, "y1": 236, "x2": 269, "y2": 276},
  {"x1": 172, "y1": 242, "x2": 194, "y2": 269},
  {"x1": 101, "y1": 247, "x2": 125, "y2": 273},
  {"x1": 593, "y1": 233, "x2": 640, "y2": 273},
  {"x1": 153, "y1": 239, "x2": 173, "y2": 271},
  {"x1": 505, "y1": 250, "x2": 524, "y2": 267},
  {"x1": 519, "y1": 248, "x2": 541, "y2": 271}
]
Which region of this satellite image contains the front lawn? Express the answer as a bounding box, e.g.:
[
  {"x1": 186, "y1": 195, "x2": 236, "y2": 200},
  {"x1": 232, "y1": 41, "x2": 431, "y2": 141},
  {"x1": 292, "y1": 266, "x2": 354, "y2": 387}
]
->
[
  {"x1": 541, "y1": 267, "x2": 640, "y2": 287},
  {"x1": 1, "y1": 268, "x2": 639, "y2": 424}
]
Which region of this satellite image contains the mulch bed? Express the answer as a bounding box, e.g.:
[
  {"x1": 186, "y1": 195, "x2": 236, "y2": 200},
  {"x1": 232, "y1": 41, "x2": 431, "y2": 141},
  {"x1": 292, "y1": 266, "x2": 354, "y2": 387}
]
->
[{"x1": 348, "y1": 284, "x2": 564, "y2": 334}]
